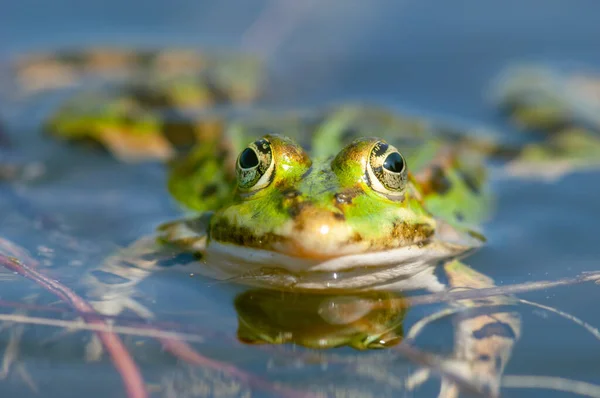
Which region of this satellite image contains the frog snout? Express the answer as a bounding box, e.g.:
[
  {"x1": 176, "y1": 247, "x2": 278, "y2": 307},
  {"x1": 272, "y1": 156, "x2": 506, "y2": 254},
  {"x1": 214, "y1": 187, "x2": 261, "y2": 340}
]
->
[{"x1": 280, "y1": 205, "x2": 363, "y2": 259}]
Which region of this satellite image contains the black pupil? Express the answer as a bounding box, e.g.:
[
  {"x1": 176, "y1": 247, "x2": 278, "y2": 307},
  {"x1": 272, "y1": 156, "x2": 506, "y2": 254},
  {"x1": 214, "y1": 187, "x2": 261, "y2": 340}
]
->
[
  {"x1": 383, "y1": 152, "x2": 404, "y2": 173},
  {"x1": 239, "y1": 148, "x2": 259, "y2": 169}
]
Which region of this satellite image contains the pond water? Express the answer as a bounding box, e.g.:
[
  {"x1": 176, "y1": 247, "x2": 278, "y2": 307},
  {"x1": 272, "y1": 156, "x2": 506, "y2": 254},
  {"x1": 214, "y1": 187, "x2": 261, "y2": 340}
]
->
[{"x1": 1, "y1": 1, "x2": 600, "y2": 397}]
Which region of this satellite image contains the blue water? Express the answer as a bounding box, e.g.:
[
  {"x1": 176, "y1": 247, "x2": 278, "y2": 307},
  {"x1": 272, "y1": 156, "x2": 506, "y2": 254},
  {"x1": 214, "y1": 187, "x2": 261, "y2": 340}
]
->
[{"x1": 1, "y1": 1, "x2": 600, "y2": 397}]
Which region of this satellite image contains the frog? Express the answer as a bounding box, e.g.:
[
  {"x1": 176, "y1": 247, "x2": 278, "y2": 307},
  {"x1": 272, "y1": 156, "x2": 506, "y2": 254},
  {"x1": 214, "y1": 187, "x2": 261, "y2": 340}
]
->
[
  {"x1": 58, "y1": 102, "x2": 519, "y2": 396},
  {"x1": 5, "y1": 48, "x2": 600, "y2": 397},
  {"x1": 161, "y1": 124, "x2": 488, "y2": 290}
]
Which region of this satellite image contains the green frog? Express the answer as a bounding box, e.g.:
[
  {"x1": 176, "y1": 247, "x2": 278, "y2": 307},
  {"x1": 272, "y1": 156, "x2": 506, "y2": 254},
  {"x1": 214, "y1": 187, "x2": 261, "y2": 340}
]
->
[
  {"x1": 6, "y1": 49, "x2": 600, "y2": 397},
  {"x1": 50, "y1": 92, "x2": 515, "y2": 396}
]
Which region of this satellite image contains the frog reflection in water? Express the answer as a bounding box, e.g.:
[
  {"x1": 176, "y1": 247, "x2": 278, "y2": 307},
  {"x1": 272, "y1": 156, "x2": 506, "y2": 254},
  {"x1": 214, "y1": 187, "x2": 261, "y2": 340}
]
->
[
  {"x1": 9, "y1": 49, "x2": 600, "y2": 397},
  {"x1": 234, "y1": 290, "x2": 407, "y2": 350}
]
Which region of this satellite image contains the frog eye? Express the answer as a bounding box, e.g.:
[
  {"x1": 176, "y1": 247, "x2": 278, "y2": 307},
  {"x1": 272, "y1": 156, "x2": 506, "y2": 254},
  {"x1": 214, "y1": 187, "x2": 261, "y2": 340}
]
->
[
  {"x1": 236, "y1": 138, "x2": 274, "y2": 191},
  {"x1": 239, "y1": 148, "x2": 259, "y2": 169},
  {"x1": 367, "y1": 141, "x2": 407, "y2": 197}
]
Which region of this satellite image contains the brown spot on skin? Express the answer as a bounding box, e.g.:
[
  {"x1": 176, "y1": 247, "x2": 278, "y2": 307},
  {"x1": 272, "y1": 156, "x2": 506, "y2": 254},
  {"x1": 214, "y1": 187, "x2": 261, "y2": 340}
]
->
[
  {"x1": 210, "y1": 218, "x2": 283, "y2": 249},
  {"x1": 276, "y1": 187, "x2": 306, "y2": 219},
  {"x1": 333, "y1": 212, "x2": 345, "y2": 221},
  {"x1": 201, "y1": 183, "x2": 219, "y2": 198},
  {"x1": 388, "y1": 222, "x2": 434, "y2": 248},
  {"x1": 348, "y1": 232, "x2": 363, "y2": 243},
  {"x1": 287, "y1": 200, "x2": 311, "y2": 219},
  {"x1": 412, "y1": 146, "x2": 457, "y2": 196},
  {"x1": 459, "y1": 170, "x2": 481, "y2": 195},
  {"x1": 429, "y1": 165, "x2": 452, "y2": 195},
  {"x1": 282, "y1": 189, "x2": 300, "y2": 199}
]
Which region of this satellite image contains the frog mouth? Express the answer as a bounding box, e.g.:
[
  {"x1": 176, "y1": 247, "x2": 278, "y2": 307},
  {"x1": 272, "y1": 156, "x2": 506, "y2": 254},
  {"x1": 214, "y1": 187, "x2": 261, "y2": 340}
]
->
[
  {"x1": 209, "y1": 205, "x2": 439, "y2": 261},
  {"x1": 209, "y1": 207, "x2": 374, "y2": 260},
  {"x1": 200, "y1": 227, "x2": 481, "y2": 291}
]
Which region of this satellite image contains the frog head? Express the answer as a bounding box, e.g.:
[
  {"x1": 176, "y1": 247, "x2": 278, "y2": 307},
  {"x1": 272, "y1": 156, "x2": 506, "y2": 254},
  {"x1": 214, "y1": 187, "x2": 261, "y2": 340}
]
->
[{"x1": 205, "y1": 134, "x2": 444, "y2": 287}]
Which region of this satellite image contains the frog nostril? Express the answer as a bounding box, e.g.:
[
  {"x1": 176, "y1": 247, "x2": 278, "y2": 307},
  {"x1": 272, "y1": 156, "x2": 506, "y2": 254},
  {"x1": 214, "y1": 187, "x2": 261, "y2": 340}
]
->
[{"x1": 334, "y1": 192, "x2": 351, "y2": 204}]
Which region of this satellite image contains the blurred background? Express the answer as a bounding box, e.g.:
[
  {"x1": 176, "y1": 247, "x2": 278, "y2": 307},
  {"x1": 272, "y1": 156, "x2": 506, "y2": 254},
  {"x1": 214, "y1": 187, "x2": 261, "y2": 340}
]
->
[
  {"x1": 3, "y1": 0, "x2": 600, "y2": 118},
  {"x1": 1, "y1": 1, "x2": 600, "y2": 397}
]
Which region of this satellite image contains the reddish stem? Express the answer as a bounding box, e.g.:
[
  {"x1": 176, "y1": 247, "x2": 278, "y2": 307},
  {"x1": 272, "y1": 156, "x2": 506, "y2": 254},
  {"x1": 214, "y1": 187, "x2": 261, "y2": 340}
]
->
[{"x1": 0, "y1": 255, "x2": 148, "y2": 398}]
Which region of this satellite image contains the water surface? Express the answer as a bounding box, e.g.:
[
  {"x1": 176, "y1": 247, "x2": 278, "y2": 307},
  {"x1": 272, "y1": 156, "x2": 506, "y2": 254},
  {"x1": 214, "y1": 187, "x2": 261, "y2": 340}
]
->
[{"x1": 1, "y1": 1, "x2": 600, "y2": 397}]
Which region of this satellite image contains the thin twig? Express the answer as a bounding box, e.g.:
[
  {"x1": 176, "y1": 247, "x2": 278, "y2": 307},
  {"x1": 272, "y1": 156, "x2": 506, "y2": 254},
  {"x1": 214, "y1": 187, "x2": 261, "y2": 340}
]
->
[
  {"x1": 407, "y1": 271, "x2": 600, "y2": 306},
  {"x1": 322, "y1": 271, "x2": 600, "y2": 315},
  {"x1": 519, "y1": 298, "x2": 600, "y2": 341},
  {"x1": 0, "y1": 254, "x2": 148, "y2": 398},
  {"x1": 0, "y1": 298, "x2": 215, "y2": 337},
  {"x1": 0, "y1": 312, "x2": 204, "y2": 343}
]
